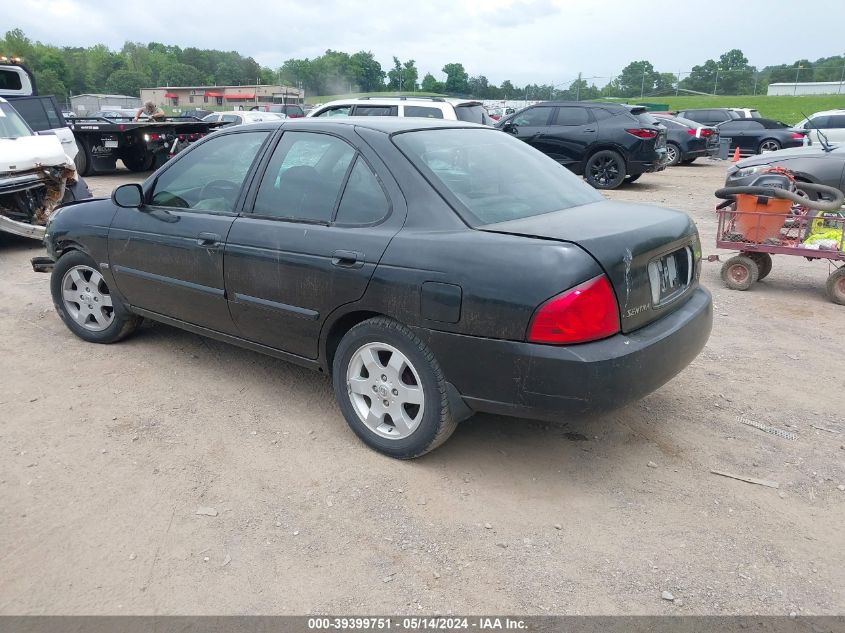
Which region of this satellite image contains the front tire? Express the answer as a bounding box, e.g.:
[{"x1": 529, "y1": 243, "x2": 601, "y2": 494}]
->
[
  {"x1": 584, "y1": 150, "x2": 626, "y2": 190},
  {"x1": 50, "y1": 250, "x2": 141, "y2": 343},
  {"x1": 332, "y1": 317, "x2": 459, "y2": 459},
  {"x1": 123, "y1": 151, "x2": 155, "y2": 172}
]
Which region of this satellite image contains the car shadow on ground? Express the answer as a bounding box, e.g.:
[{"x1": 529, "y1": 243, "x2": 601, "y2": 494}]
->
[{"x1": 0, "y1": 233, "x2": 46, "y2": 254}]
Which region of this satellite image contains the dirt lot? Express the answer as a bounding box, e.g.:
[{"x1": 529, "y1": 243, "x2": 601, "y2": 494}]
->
[{"x1": 1, "y1": 161, "x2": 843, "y2": 615}]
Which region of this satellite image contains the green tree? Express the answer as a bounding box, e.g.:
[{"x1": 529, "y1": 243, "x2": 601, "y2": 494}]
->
[
  {"x1": 349, "y1": 51, "x2": 384, "y2": 91},
  {"x1": 420, "y1": 72, "x2": 442, "y2": 93},
  {"x1": 33, "y1": 68, "x2": 66, "y2": 98},
  {"x1": 159, "y1": 62, "x2": 204, "y2": 86},
  {"x1": 467, "y1": 75, "x2": 489, "y2": 98},
  {"x1": 682, "y1": 59, "x2": 719, "y2": 94},
  {"x1": 442, "y1": 63, "x2": 468, "y2": 94},
  {"x1": 105, "y1": 69, "x2": 149, "y2": 96},
  {"x1": 618, "y1": 60, "x2": 658, "y2": 97},
  {"x1": 500, "y1": 79, "x2": 515, "y2": 99}
]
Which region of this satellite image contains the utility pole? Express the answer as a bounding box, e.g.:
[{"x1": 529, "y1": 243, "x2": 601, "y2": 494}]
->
[
  {"x1": 794, "y1": 64, "x2": 803, "y2": 95},
  {"x1": 753, "y1": 71, "x2": 758, "y2": 96},
  {"x1": 713, "y1": 69, "x2": 719, "y2": 95},
  {"x1": 576, "y1": 71, "x2": 581, "y2": 101},
  {"x1": 640, "y1": 68, "x2": 646, "y2": 98},
  {"x1": 676, "y1": 70, "x2": 681, "y2": 96},
  {"x1": 839, "y1": 58, "x2": 845, "y2": 94}
]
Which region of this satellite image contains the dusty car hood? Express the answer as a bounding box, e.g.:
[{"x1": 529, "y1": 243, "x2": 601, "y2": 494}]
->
[
  {"x1": 0, "y1": 135, "x2": 70, "y2": 173},
  {"x1": 735, "y1": 144, "x2": 844, "y2": 167}
]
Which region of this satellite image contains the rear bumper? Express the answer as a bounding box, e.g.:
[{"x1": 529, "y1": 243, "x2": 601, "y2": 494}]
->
[
  {"x1": 629, "y1": 153, "x2": 668, "y2": 175},
  {"x1": 413, "y1": 286, "x2": 712, "y2": 421}
]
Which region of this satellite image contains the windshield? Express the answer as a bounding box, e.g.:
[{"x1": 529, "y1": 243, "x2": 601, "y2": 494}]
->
[
  {"x1": 0, "y1": 102, "x2": 34, "y2": 138},
  {"x1": 393, "y1": 128, "x2": 602, "y2": 225}
]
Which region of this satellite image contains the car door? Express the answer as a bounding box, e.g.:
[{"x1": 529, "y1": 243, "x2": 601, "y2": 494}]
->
[
  {"x1": 535, "y1": 106, "x2": 597, "y2": 166},
  {"x1": 502, "y1": 106, "x2": 555, "y2": 153},
  {"x1": 224, "y1": 128, "x2": 405, "y2": 359},
  {"x1": 735, "y1": 120, "x2": 765, "y2": 151},
  {"x1": 717, "y1": 121, "x2": 746, "y2": 151},
  {"x1": 108, "y1": 129, "x2": 271, "y2": 333}
]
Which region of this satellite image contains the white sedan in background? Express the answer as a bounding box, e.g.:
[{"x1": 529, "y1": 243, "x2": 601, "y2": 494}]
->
[{"x1": 202, "y1": 111, "x2": 286, "y2": 128}]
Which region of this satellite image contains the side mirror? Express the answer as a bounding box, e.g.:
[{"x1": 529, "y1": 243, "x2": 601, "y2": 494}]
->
[
  {"x1": 502, "y1": 122, "x2": 517, "y2": 134},
  {"x1": 112, "y1": 183, "x2": 144, "y2": 208}
]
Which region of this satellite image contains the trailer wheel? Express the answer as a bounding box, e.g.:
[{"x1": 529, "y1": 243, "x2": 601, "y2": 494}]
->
[
  {"x1": 721, "y1": 255, "x2": 759, "y2": 291},
  {"x1": 74, "y1": 138, "x2": 90, "y2": 176},
  {"x1": 827, "y1": 267, "x2": 845, "y2": 305},
  {"x1": 123, "y1": 151, "x2": 155, "y2": 172},
  {"x1": 747, "y1": 252, "x2": 772, "y2": 280}
]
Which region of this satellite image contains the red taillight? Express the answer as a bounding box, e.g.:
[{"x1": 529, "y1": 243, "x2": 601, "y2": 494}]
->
[
  {"x1": 527, "y1": 275, "x2": 620, "y2": 345},
  {"x1": 791, "y1": 132, "x2": 804, "y2": 139},
  {"x1": 626, "y1": 128, "x2": 658, "y2": 139},
  {"x1": 700, "y1": 128, "x2": 713, "y2": 137},
  {"x1": 148, "y1": 133, "x2": 160, "y2": 141},
  {"x1": 686, "y1": 128, "x2": 696, "y2": 135},
  {"x1": 178, "y1": 134, "x2": 185, "y2": 141}
]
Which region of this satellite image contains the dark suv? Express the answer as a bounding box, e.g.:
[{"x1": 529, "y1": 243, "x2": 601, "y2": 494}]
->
[
  {"x1": 495, "y1": 102, "x2": 667, "y2": 189},
  {"x1": 675, "y1": 108, "x2": 741, "y2": 126}
]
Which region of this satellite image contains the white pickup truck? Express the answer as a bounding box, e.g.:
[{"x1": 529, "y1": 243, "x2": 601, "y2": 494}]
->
[{"x1": 0, "y1": 97, "x2": 90, "y2": 239}]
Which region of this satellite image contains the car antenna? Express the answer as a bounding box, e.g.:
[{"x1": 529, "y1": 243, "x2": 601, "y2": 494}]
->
[{"x1": 801, "y1": 111, "x2": 832, "y2": 152}]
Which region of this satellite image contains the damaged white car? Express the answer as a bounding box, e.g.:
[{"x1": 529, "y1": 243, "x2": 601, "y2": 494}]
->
[{"x1": 0, "y1": 97, "x2": 90, "y2": 240}]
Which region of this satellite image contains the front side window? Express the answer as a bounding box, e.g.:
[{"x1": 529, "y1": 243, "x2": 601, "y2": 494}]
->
[
  {"x1": 404, "y1": 106, "x2": 444, "y2": 119},
  {"x1": 394, "y1": 128, "x2": 602, "y2": 226},
  {"x1": 512, "y1": 107, "x2": 552, "y2": 127},
  {"x1": 315, "y1": 105, "x2": 351, "y2": 118},
  {"x1": 149, "y1": 131, "x2": 269, "y2": 212},
  {"x1": 0, "y1": 102, "x2": 33, "y2": 138},
  {"x1": 253, "y1": 132, "x2": 356, "y2": 222}
]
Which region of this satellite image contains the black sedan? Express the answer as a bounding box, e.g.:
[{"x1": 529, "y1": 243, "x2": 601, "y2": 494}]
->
[
  {"x1": 716, "y1": 118, "x2": 808, "y2": 155},
  {"x1": 37, "y1": 118, "x2": 712, "y2": 458},
  {"x1": 725, "y1": 144, "x2": 845, "y2": 197},
  {"x1": 652, "y1": 114, "x2": 719, "y2": 166}
]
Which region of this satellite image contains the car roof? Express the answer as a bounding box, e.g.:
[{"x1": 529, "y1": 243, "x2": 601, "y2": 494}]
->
[
  {"x1": 315, "y1": 96, "x2": 482, "y2": 108},
  {"x1": 240, "y1": 117, "x2": 489, "y2": 134}
]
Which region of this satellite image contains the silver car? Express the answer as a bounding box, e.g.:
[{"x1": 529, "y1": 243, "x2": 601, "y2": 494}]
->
[{"x1": 725, "y1": 144, "x2": 845, "y2": 198}]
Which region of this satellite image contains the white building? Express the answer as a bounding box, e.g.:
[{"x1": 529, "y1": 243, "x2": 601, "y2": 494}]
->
[{"x1": 767, "y1": 81, "x2": 845, "y2": 96}]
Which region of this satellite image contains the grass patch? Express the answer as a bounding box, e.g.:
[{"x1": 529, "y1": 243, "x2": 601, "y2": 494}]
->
[{"x1": 619, "y1": 95, "x2": 845, "y2": 123}]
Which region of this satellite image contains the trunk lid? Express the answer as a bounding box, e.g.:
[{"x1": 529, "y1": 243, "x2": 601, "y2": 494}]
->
[{"x1": 479, "y1": 200, "x2": 700, "y2": 333}]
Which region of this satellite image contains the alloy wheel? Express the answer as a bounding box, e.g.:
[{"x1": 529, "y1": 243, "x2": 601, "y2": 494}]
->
[
  {"x1": 760, "y1": 140, "x2": 780, "y2": 153},
  {"x1": 61, "y1": 265, "x2": 115, "y2": 332},
  {"x1": 346, "y1": 342, "x2": 425, "y2": 440},
  {"x1": 589, "y1": 156, "x2": 620, "y2": 186}
]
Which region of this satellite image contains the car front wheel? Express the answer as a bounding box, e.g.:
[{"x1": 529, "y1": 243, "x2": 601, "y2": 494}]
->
[
  {"x1": 332, "y1": 317, "x2": 460, "y2": 459},
  {"x1": 584, "y1": 150, "x2": 626, "y2": 189},
  {"x1": 665, "y1": 142, "x2": 682, "y2": 166},
  {"x1": 50, "y1": 250, "x2": 141, "y2": 343},
  {"x1": 759, "y1": 139, "x2": 781, "y2": 153}
]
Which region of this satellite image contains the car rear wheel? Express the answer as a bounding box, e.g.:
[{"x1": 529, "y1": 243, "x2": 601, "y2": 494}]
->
[
  {"x1": 73, "y1": 139, "x2": 90, "y2": 176},
  {"x1": 665, "y1": 142, "x2": 682, "y2": 166},
  {"x1": 123, "y1": 151, "x2": 155, "y2": 172},
  {"x1": 747, "y1": 252, "x2": 773, "y2": 280},
  {"x1": 50, "y1": 250, "x2": 141, "y2": 344},
  {"x1": 721, "y1": 255, "x2": 759, "y2": 291},
  {"x1": 332, "y1": 317, "x2": 460, "y2": 459},
  {"x1": 826, "y1": 267, "x2": 845, "y2": 305},
  {"x1": 584, "y1": 150, "x2": 626, "y2": 190},
  {"x1": 758, "y1": 139, "x2": 781, "y2": 153}
]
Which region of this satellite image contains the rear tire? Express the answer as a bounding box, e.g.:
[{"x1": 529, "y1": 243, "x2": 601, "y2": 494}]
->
[
  {"x1": 721, "y1": 255, "x2": 759, "y2": 291},
  {"x1": 758, "y1": 138, "x2": 781, "y2": 153},
  {"x1": 827, "y1": 267, "x2": 845, "y2": 305},
  {"x1": 50, "y1": 250, "x2": 141, "y2": 344},
  {"x1": 332, "y1": 317, "x2": 460, "y2": 459},
  {"x1": 73, "y1": 139, "x2": 90, "y2": 176},
  {"x1": 584, "y1": 150, "x2": 626, "y2": 190},
  {"x1": 123, "y1": 151, "x2": 155, "y2": 172},
  {"x1": 747, "y1": 252, "x2": 773, "y2": 280},
  {"x1": 665, "y1": 142, "x2": 682, "y2": 166}
]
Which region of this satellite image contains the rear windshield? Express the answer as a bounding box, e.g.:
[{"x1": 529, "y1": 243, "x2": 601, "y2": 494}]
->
[
  {"x1": 454, "y1": 104, "x2": 491, "y2": 125},
  {"x1": 283, "y1": 105, "x2": 304, "y2": 116},
  {"x1": 393, "y1": 128, "x2": 602, "y2": 225}
]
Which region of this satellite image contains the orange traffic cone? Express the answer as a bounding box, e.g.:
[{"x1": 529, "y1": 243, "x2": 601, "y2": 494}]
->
[{"x1": 731, "y1": 145, "x2": 741, "y2": 162}]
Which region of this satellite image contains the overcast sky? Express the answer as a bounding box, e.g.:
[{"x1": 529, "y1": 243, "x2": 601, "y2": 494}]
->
[{"x1": 10, "y1": 0, "x2": 845, "y2": 86}]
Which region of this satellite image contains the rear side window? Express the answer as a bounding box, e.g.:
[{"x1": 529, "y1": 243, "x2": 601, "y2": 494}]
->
[
  {"x1": 8, "y1": 98, "x2": 51, "y2": 132},
  {"x1": 353, "y1": 105, "x2": 397, "y2": 117},
  {"x1": 253, "y1": 131, "x2": 356, "y2": 222},
  {"x1": 454, "y1": 104, "x2": 490, "y2": 124},
  {"x1": 282, "y1": 105, "x2": 304, "y2": 117},
  {"x1": 334, "y1": 157, "x2": 390, "y2": 225},
  {"x1": 553, "y1": 107, "x2": 590, "y2": 126},
  {"x1": 404, "y1": 105, "x2": 444, "y2": 119},
  {"x1": 512, "y1": 107, "x2": 552, "y2": 126}
]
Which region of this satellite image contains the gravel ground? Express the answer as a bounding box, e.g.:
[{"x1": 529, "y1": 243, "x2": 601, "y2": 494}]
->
[{"x1": 1, "y1": 160, "x2": 843, "y2": 615}]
